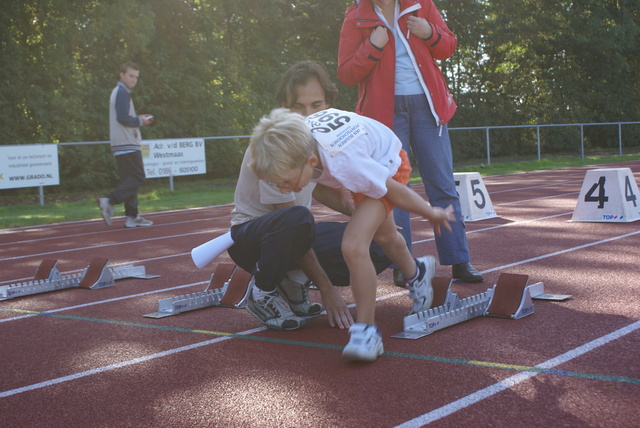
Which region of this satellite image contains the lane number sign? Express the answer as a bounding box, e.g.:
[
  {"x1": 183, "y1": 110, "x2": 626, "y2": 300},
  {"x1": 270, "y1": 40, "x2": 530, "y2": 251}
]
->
[
  {"x1": 453, "y1": 172, "x2": 498, "y2": 222},
  {"x1": 572, "y1": 168, "x2": 640, "y2": 222}
]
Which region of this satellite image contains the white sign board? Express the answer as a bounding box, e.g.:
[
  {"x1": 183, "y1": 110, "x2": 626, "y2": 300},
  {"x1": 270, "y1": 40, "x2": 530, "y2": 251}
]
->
[
  {"x1": 0, "y1": 144, "x2": 60, "y2": 189},
  {"x1": 142, "y1": 138, "x2": 206, "y2": 178},
  {"x1": 571, "y1": 168, "x2": 640, "y2": 222},
  {"x1": 453, "y1": 172, "x2": 498, "y2": 222}
]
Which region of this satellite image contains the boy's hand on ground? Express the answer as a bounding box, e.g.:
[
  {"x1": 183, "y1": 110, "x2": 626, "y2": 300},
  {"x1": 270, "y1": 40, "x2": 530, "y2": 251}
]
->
[
  {"x1": 320, "y1": 288, "x2": 354, "y2": 329},
  {"x1": 429, "y1": 205, "x2": 455, "y2": 235}
]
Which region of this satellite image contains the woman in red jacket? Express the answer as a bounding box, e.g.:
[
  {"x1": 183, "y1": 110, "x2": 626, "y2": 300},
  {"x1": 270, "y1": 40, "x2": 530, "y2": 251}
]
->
[{"x1": 338, "y1": 0, "x2": 483, "y2": 283}]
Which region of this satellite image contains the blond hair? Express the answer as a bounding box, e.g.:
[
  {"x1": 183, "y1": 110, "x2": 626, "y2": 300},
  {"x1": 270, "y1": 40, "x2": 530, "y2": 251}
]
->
[{"x1": 249, "y1": 108, "x2": 315, "y2": 182}]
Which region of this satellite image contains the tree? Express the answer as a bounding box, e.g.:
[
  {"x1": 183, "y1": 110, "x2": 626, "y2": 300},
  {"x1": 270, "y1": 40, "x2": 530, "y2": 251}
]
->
[{"x1": 1, "y1": 0, "x2": 638, "y2": 193}]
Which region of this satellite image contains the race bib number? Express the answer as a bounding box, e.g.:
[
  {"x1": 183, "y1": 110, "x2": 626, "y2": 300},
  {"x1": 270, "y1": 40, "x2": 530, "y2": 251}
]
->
[{"x1": 306, "y1": 109, "x2": 366, "y2": 156}]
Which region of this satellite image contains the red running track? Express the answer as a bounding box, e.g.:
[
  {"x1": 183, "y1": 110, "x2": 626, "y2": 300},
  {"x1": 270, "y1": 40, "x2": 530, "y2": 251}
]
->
[{"x1": 1, "y1": 162, "x2": 639, "y2": 427}]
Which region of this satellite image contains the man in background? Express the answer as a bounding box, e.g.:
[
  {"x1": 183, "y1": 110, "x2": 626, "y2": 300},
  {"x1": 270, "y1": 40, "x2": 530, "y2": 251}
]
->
[{"x1": 98, "y1": 61, "x2": 154, "y2": 228}]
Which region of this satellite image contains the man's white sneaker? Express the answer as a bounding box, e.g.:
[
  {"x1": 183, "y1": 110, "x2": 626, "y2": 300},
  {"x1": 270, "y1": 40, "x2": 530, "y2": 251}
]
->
[
  {"x1": 406, "y1": 256, "x2": 436, "y2": 315},
  {"x1": 125, "y1": 216, "x2": 153, "y2": 228},
  {"x1": 342, "y1": 323, "x2": 384, "y2": 362},
  {"x1": 245, "y1": 283, "x2": 306, "y2": 331},
  {"x1": 277, "y1": 277, "x2": 324, "y2": 317},
  {"x1": 97, "y1": 198, "x2": 113, "y2": 226}
]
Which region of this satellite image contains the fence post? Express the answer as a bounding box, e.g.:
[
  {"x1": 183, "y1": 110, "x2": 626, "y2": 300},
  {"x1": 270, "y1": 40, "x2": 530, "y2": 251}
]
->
[
  {"x1": 618, "y1": 123, "x2": 622, "y2": 156},
  {"x1": 485, "y1": 128, "x2": 491, "y2": 165},
  {"x1": 580, "y1": 124, "x2": 584, "y2": 158},
  {"x1": 536, "y1": 126, "x2": 541, "y2": 160}
]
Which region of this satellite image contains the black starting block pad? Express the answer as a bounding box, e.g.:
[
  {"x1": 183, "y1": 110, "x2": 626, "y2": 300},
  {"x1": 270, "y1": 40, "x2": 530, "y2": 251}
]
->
[
  {"x1": 393, "y1": 273, "x2": 568, "y2": 339},
  {"x1": 144, "y1": 263, "x2": 253, "y2": 318},
  {"x1": 0, "y1": 259, "x2": 159, "y2": 301}
]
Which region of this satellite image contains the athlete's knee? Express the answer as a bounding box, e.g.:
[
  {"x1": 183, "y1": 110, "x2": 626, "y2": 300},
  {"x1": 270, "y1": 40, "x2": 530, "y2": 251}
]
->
[{"x1": 341, "y1": 239, "x2": 370, "y2": 263}]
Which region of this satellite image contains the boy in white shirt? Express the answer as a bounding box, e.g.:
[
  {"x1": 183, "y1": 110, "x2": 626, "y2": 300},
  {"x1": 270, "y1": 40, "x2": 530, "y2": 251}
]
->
[{"x1": 249, "y1": 107, "x2": 455, "y2": 362}]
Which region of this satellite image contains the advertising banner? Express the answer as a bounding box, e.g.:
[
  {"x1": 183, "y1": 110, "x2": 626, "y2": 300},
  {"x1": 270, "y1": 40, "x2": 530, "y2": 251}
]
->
[
  {"x1": 0, "y1": 144, "x2": 60, "y2": 189},
  {"x1": 142, "y1": 138, "x2": 206, "y2": 178}
]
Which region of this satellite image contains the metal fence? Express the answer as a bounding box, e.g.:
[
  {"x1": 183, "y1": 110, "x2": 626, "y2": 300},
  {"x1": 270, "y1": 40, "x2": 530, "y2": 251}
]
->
[
  {"x1": 448, "y1": 121, "x2": 640, "y2": 165},
  {"x1": 58, "y1": 121, "x2": 640, "y2": 164},
  {"x1": 26, "y1": 121, "x2": 640, "y2": 205}
]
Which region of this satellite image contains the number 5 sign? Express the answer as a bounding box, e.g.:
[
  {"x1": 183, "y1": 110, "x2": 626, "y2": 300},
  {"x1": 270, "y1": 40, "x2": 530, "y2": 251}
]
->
[
  {"x1": 571, "y1": 168, "x2": 640, "y2": 222},
  {"x1": 453, "y1": 172, "x2": 498, "y2": 222}
]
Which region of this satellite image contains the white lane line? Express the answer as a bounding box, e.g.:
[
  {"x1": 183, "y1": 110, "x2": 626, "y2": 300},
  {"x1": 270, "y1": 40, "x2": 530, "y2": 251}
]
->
[
  {"x1": 0, "y1": 291, "x2": 406, "y2": 398},
  {"x1": 0, "y1": 210, "x2": 567, "y2": 283},
  {"x1": 0, "y1": 229, "x2": 225, "y2": 262},
  {"x1": 0, "y1": 281, "x2": 207, "y2": 323},
  {"x1": 1, "y1": 229, "x2": 637, "y2": 396},
  {"x1": 0, "y1": 325, "x2": 265, "y2": 398},
  {"x1": 495, "y1": 192, "x2": 578, "y2": 205},
  {"x1": 0, "y1": 213, "x2": 341, "y2": 263},
  {"x1": 2, "y1": 226, "x2": 637, "y2": 323},
  {"x1": 394, "y1": 320, "x2": 640, "y2": 428},
  {"x1": 413, "y1": 212, "x2": 573, "y2": 243},
  {"x1": 0, "y1": 252, "x2": 194, "y2": 285},
  {"x1": 487, "y1": 179, "x2": 583, "y2": 194},
  {"x1": 479, "y1": 229, "x2": 640, "y2": 274},
  {"x1": 0, "y1": 205, "x2": 233, "y2": 234},
  {"x1": 0, "y1": 217, "x2": 223, "y2": 248}
]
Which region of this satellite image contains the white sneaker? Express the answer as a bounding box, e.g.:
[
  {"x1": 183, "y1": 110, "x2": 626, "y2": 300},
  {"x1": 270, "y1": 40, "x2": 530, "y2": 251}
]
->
[
  {"x1": 406, "y1": 256, "x2": 436, "y2": 314},
  {"x1": 125, "y1": 215, "x2": 153, "y2": 228},
  {"x1": 97, "y1": 198, "x2": 113, "y2": 226},
  {"x1": 342, "y1": 323, "x2": 384, "y2": 362}
]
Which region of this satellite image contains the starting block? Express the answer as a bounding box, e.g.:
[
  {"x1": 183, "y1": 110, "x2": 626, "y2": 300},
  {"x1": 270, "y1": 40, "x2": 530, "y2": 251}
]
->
[
  {"x1": 78, "y1": 258, "x2": 114, "y2": 289},
  {"x1": 453, "y1": 172, "x2": 498, "y2": 222},
  {"x1": 393, "y1": 273, "x2": 562, "y2": 339},
  {"x1": 144, "y1": 263, "x2": 253, "y2": 318},
  {"x1": 571, "y1": 168, "x2": 640, "y2": 222},
  {"x1": 0, "y1": 258, "x2": 159, "y2": 301},
  {"x1": 33, "y1": 259, "x2": 62, "y2": 282}
]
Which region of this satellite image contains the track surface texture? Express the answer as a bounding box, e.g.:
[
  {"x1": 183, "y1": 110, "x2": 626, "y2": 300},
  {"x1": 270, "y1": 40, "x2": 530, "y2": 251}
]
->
[{"x1": 1, "y1": 162, "x2": 639, "y2": 428}]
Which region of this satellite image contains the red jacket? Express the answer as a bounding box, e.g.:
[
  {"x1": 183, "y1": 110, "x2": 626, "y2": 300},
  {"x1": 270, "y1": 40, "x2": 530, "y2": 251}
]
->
[{"x1": 337, "y1": 0, "x2": 457, "y2": 128}]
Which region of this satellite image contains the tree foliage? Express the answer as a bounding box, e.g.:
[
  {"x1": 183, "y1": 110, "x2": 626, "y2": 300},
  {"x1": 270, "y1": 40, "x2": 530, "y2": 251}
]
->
[{"x1": 1, "y1": 0, "x2": 638, "y2": 192}]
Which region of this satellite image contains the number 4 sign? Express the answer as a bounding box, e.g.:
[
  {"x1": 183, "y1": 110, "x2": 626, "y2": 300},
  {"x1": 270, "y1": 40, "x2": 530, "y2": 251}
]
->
[
  {"x1": 571, "y1": 168, "x2": 640, "y2": 222},
  {"x1": 453, "y1": 172, "x2": 498, "y2": 222}
]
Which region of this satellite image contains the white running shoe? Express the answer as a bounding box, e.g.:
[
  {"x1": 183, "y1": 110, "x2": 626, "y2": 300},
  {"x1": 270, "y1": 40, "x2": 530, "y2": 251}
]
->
[
  {"x1": 97, "y1": 198, "x2": 113, "y2": 226},
  {"x1": 342, "y1": 323, "x2": 384, "y2": 362},
  {"x1": 406, "y1": 256, "x2": 436, "y2": 315},
  {"x1": 125, "y1": 215, "x2": 153, "y2": 228}
]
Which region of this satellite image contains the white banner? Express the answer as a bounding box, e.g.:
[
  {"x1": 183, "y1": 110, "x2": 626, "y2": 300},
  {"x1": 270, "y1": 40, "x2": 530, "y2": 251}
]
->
[
  {"x1": 142, "y1": 138, "x2": 206, "y2": 178},
  {"x1": 0, "y1": 144, "x2": 60, "y2": 189}
]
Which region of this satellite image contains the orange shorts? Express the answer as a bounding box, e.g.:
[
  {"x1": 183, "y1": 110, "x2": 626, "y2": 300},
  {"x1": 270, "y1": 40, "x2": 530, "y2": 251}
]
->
[{"x1": 351, "y1": 149, "x2": 412, "y2": 214}]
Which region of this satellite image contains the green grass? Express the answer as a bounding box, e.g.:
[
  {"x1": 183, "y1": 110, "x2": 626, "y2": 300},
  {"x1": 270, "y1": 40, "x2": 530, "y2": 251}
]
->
[
  {"x1": 1, "y1": 153, "x2": 639, "y2": 229},
  {"x1": 452, "y1": 153, "x2": 640, "y2": 176}
]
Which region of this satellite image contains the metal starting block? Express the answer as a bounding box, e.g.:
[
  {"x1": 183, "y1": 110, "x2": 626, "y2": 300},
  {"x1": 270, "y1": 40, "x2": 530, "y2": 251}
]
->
[
  {"x1": 33, "y1": 259, "x2": 62, "y2": 282},
  {"x1": 0, "y1": 258, "x2": 158, "y2": 301},
  {"x1": 144, "y1": 263, "x2": 253, "y2": 319},
  {"x1": 393, "y1": 273, "x2": 552, "y2": 339},
  {"x1": 110, "y1": 264, "x2": 160, "y2": 280}
]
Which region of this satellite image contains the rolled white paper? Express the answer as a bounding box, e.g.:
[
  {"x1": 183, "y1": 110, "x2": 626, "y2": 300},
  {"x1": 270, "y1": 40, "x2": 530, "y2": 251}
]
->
[{"x1": 191, "y1": 231, "x2": 234, "y2": 269}]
